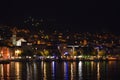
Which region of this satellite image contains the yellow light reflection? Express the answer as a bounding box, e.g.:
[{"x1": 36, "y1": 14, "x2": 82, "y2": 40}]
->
[
  {"x1": 43, "y1": 62, "x2": 47, "y2": 80},
  {"x1": 71, "y1": 63, "x2": 74, "y2": 80},
  {"x1": 91, "y1": 61, "x2": 94, "y2": 72},
  {"x1": 0, "y1": 64, "x2": 4, "y2": 78},
  {"x1": 97, "y1": 62, "x2": 100, "y2": 80},
  {"x1": 0, "y1": 64, "x2": 10, "y2": 79},
  {"x1": 7, "y1": 64, "x2": 10, "y2": 77},
  {"x1": 41, "y1": 61, "x2": 44, "y2": 79},
  {"x1": 15, "y1": 62, "x2": 20, "y2": 77}
]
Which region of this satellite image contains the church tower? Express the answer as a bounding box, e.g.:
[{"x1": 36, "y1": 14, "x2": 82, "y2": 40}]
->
[{"x1": 11, "y1": 27, "x2": 17, "y2": 46}]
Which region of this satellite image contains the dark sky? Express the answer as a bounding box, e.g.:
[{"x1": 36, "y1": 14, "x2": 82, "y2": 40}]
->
[{"x1": 0, "y1": 0, "x2": 120, "y2": 32}]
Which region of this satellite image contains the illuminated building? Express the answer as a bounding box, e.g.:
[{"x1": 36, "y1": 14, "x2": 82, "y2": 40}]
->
[
  {"x1": 83, "y1": 39, "x2": 87, "y2": 46},
  {"x1": 0, "y1": 47, "x2": 10, "y2": 59},
  {"x1": 16, "y1": 38, "x2": 26, "y2": 46}
]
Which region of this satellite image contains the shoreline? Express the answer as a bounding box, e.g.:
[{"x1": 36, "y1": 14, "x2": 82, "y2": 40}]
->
[{"x1": 0, "y1": 57, "x2": 119, "y2": 64}]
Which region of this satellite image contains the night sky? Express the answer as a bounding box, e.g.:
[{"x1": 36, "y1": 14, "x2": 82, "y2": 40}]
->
[{"x1": 0, "y1": 0, "x2": 120, "y2": 33}]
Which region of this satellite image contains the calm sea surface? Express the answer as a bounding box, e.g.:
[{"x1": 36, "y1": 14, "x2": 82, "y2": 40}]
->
[{"x1": 0, "y1": 61, "x2": 120, "y2": 80}]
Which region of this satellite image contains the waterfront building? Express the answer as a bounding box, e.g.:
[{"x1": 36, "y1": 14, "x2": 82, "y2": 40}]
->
[{"x1": 0, "y1": 47, "x2": 10, "y2": 59}]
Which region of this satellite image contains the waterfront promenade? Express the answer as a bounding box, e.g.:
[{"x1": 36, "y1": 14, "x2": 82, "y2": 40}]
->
[{"x1": 0, "y1": 56, "x2": 119, "y2": 64}]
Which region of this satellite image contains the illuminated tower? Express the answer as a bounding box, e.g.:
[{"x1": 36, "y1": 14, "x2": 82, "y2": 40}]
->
[
  {"x1": 11, "y1": 27, "x2": 17, "y2": 46},
  {"x1": 12, "y1": 35, "x2": 17, "y2": 46}
]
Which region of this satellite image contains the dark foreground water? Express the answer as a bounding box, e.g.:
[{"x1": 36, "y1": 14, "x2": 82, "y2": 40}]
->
[{"x1": 0, "y1": 61, "x2": 120, "y2": 80}]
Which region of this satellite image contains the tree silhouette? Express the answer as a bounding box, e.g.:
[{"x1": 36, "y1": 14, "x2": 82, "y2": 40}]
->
[{"x1": 21, "y1": 49, "x2": 34, "y2": 57}]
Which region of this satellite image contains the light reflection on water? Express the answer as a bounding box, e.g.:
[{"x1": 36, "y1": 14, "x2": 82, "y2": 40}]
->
[
  {"x1": 78, "y1": 61, "x2": 82, "y2": 80},
  {"x1": 51, "y1": 61, "x2": 56, "y2": 80},
  {"x1": 0, "y1": 61, "x2": 120, "y2": 80},
  {"x1": 97, "y1": 62, "x2": 100, "y2": 80}
]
